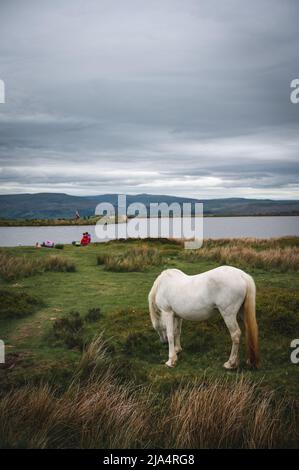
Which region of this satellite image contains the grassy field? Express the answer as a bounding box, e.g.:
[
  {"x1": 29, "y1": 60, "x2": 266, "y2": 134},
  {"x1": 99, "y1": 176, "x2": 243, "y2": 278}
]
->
[
  {"x1": 0, "y1": 237, "x2": 298, "y2": 448},
  {"x1": 0, "y1": 216, "x2": 101, "y2": 226}
]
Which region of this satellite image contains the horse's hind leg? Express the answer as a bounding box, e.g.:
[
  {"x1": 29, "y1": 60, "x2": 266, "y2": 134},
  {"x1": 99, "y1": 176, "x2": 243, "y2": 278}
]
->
[
  {"x1": 163, "y1": 310, "x2": 178, "y2": 368},
  {"x1": 174, "y1": 317, "x2": 183, "y2": 354},
  {"x1": 220, "y1": 308, "x2": 241, "y2": 370}
]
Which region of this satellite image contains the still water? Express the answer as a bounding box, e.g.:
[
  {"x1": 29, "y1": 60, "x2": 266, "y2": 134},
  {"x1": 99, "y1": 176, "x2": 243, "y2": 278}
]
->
[{"x1": 0, "y1": 216, "x2": 298, "y2": 247}]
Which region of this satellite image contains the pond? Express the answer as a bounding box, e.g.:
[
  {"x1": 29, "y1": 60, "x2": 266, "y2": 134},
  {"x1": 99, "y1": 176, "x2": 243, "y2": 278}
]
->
[{"x1": 0, "y1": 216, "x2": 298, "y2": 247}]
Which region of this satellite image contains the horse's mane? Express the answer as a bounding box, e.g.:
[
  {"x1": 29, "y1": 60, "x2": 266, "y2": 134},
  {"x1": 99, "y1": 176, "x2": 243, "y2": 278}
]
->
[{"x1": 148, "y1": 275, "x2": 161, "y2": 327}]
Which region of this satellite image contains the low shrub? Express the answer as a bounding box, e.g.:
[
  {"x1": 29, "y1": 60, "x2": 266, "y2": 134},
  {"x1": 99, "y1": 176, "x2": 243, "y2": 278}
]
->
[
  {"x1": 123, "y1": 331, "x2": 153, "y2": 357},
  {"x1": 257, "y1": 288, "x2": 299, "y2": 336},
  {"x1": 106, "y1": 237, "x2": 184, "y2": 246},
  {"x1": 52, "y1": 311, "x2": 85, "y2": 349},
  {"x1": 85, "y1": 308, "x2": 101, "y2": 323},
  {"x1": 96, "y1": 253, "x2": 107, "y2": 265},
  {"x1": 0, "y1": 290, "x2": 40, "y2": 320},
  {"x1": 52, "y1": 307, "x2": 102, "y2": 349}
]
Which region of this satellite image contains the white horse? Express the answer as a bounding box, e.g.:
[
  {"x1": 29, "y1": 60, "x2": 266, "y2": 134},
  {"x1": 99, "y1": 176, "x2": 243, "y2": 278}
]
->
[{"x1": 148, "y1": 266, "x2": 259, "y2": 369}]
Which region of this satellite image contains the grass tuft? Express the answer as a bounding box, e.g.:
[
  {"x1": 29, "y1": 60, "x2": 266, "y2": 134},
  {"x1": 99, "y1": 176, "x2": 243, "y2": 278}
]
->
[
  {"x1": 0, "y1": 252, "x2": 76, "y2": 281},
  {"x1": 181, "y1": 245, "x2": 299, "y2": 272},
  {"x1": 97, "y1": 245, "x2": 162, "y2": 272}
]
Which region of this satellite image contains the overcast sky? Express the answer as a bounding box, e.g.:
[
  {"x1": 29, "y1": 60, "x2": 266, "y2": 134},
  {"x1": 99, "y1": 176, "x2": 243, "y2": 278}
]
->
[{"x1": 0, "y1": 0, "x2": 298, "y2": 199}]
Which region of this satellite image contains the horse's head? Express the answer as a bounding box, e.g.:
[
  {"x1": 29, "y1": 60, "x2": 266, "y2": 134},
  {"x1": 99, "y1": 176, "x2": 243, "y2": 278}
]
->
[
  {"x1": 154, "y1": 317, "x2": 168, "y2": 344},
  {"x1": 149, "y1": 282, "x2": 168, "y2": 344},
  {"x1": 149, "y1": 312, "x2": 167, "y2": 343},
  {"x1": 157, "y1": 325, "x2": 168, "y2": 344}
]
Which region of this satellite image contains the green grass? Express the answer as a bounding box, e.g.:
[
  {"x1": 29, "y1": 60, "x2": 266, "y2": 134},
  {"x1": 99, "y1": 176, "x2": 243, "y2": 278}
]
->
[{"x1": 0, "y1": 238, "x2": 298, "y2": 442}]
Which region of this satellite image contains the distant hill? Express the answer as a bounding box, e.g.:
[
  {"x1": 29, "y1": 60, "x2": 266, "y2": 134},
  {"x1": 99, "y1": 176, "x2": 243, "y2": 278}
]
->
[{"x1": 0, "y1": 193, "x2": 298, "y2": 219}]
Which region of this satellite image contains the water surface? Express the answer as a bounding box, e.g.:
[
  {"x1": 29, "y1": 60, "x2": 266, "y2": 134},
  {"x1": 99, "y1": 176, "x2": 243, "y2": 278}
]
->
[{"x1": 0, "y1": 216, "x2": 298, "y2": 247}]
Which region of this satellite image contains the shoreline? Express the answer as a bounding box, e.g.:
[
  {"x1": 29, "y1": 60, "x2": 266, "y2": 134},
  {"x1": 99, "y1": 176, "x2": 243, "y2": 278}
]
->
[
  {"x1": 0, "y1": 234, "x2": 298, "y2": 250},
  {"x1": 1, "y1": 213, "x2": 299, "y2": 227}
]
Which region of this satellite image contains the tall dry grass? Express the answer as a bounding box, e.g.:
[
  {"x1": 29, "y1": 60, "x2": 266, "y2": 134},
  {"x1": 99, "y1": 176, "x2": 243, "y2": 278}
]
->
[
  {"x1": 0, "y1": 377, "x2": 152, "y2": 449},
  {"x1": 182, "y1": 245, "x2": 299, "y2": 272},
  {"x1": 43, "y1": 255, "x2": 76, "y2": 273},
  {"x1": 97, "y1": 245, "x2": 162, "y2": 272},
  {"x1": 0, "y1": 337, "x2": 297, "y2": 449},
  {"x1": 0, "y1": 252, "x2": 76, "y2": 281},
  {"x1": 204, "y1": 236, "x2": 299, "y2": 250},
  {"x1": 164, "y1": 376, "x2": 296, "y2": 448},
  {"x1": 0, "y1": 337, "x2": 151, "y2": 449}
]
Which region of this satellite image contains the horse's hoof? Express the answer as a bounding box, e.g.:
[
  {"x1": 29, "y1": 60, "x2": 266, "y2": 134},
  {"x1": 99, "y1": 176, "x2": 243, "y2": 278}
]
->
[
  {"x1": 223, "y1": 361, "x2": 238, "y2": 370},
  {"x1": 246, "y1": 359, "x2": 258, "y2": 369},
  {"x1": 165, "y1": 360, "x2": 175, "y2": 368}
]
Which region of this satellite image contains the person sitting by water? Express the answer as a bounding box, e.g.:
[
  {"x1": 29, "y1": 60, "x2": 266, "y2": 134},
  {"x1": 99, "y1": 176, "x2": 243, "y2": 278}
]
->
[
  {"x1": 42, "y1": 240, "x2": 54, "y2": 248},
  {"x1": 83, "y1": 232, "x2": 91, "y2": 244},
  {"x1": 80, "y1": 233, "x2": 90, "y2": 246}
]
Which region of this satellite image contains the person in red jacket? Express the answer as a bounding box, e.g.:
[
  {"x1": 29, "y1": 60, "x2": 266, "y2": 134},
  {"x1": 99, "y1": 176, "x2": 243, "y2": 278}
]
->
[{"x1": 80, "y1": 233, "x2": 89, "y2": 246}]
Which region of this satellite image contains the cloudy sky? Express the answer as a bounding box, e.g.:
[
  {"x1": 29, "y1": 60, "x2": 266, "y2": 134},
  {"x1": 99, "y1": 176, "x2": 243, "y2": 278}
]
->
[{"x1": 0, "y1": 0, "x2": 298, "y2": 198}]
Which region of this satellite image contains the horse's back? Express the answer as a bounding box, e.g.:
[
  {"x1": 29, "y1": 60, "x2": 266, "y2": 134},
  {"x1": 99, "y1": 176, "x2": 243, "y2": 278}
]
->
[
  {"x1": 197, "y1": 265, "x2": 250, "y2": 284},
  {"x1": 193, "y1": 265, "x2": 249, "y2": 294},
  {"x1": 153, "y1": 265, "x2": 250, "y2": 319},
  {"x1": 191, "y1": 266, "x2": 249, "y2": 313},
  {"x1": 161, "y1": 265, "x2": 249, "y2": 288}
]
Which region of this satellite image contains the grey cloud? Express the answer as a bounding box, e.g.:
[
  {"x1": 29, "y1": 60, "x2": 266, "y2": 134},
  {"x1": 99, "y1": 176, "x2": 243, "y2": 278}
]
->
[{"x1": 0, "y1": 0, "x2": 298, "y2": 198}]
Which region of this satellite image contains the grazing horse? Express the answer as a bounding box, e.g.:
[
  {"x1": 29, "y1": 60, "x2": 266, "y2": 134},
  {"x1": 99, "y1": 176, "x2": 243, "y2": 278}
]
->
[{"x1": 148, "y1": 266, "x2": 259, "y2": 369}]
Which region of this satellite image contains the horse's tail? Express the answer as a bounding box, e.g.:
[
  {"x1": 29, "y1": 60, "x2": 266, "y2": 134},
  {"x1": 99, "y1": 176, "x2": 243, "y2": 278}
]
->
[
  {"x1": 148, "y1": 275, "x2": 161, "y2": 328},
  {"x1": 244, "y1": 274, "x2": 260, "y2": 368}
]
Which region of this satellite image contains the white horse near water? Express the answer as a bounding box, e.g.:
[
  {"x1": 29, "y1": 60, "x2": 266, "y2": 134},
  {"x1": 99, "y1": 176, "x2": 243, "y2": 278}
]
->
[{"x1": 148, "y1": 266, "x2": 259, "y2": 369}]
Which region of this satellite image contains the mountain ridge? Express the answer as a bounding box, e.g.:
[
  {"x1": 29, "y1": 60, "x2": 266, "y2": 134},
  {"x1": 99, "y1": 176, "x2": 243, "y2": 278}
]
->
[{"x1": 0, "y1": 193, "x2": 298, "y2": 219}]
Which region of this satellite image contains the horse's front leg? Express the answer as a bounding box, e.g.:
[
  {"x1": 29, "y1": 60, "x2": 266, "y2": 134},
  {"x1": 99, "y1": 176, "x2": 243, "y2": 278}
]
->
[
  {"x1": 174, "y1": 317, "x2": 183, "y2": 354},
  {"x1": 164, "y1": 311, "x2": 177, "y2": 368}
]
